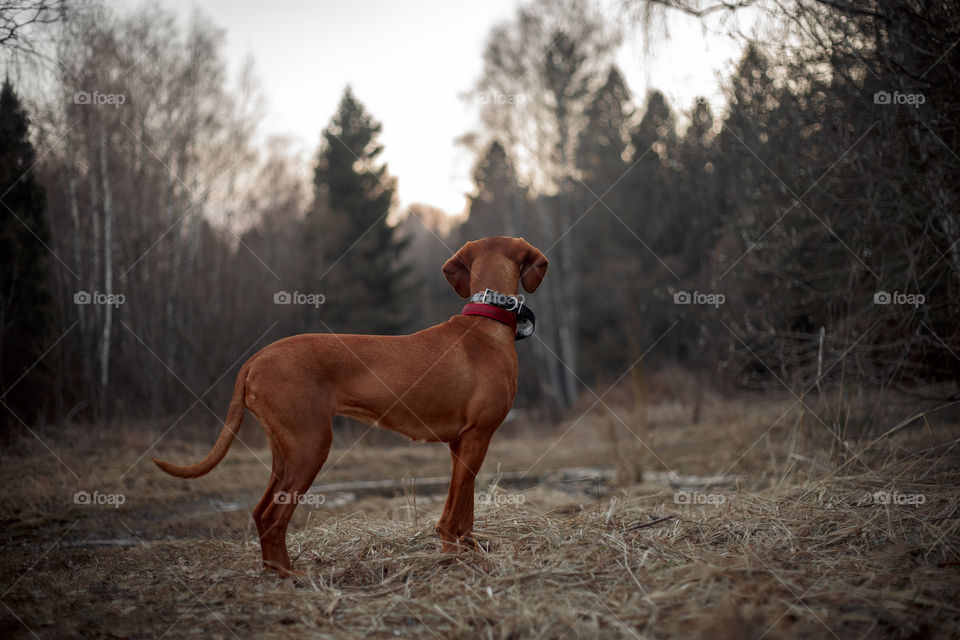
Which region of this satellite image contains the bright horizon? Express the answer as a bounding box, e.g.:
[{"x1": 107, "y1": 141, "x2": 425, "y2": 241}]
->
[{"x1": 152, "y1": 0, "x2": 752, "y2": 217}]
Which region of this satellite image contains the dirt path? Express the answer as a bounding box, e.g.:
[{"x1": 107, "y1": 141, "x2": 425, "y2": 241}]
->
[
  {"x1": 3, "y1": 405, "x2": 957, "y2": 639},
  {"x1": 0, "y1": 460, "x2": 624, "y2": 639}
]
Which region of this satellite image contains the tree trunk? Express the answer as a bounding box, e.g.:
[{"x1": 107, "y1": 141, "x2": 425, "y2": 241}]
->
[
  {"x1": 64, "y1": 132, "x2": 94, "y2": 410},
  {"x1": 98, "y1": 125, "x2": 113, "y2": 418},
  {"x1": 557, "y1": 192, "x2": 579, "y2": 404},
  {"x1": 533, "y1": 197, "x2": 569, "y2": 408}
]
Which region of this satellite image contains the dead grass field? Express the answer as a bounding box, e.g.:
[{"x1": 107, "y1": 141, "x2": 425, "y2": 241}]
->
[{"x1": 1, "y1": 392, "x2": 958, "y2": 639}]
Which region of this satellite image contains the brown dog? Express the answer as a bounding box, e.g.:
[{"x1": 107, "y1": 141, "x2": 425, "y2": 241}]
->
[{"x1": 153, "y1": 236, "x2": 548, "y2": 576}]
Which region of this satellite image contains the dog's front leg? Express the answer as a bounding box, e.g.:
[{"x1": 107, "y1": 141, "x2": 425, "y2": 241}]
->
[{"x1": 437, "y1": 428, "x2": 491, "y2": 551}]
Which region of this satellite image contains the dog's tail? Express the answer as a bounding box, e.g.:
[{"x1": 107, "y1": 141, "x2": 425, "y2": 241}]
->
[{"x1": 152, "y1": 361, "x2": 250, "y2": 479}]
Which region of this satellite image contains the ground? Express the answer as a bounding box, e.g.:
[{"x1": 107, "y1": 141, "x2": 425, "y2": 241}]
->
[{"x1": 1, "y1": 392, "x2": 958, "y2": 639}]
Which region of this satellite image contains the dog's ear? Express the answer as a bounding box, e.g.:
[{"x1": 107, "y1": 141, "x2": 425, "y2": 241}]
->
[
  {"x1": 442, "y1": 243, "x2": 474, "y2": 298},
  {"x1": 518, "y1": 240, "x2": 549, "y2": 293}
]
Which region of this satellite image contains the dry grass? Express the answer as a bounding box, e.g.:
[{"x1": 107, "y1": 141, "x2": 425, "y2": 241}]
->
[
  {"x1": 1, "y1": 393, "x2": 958, "y2": 638},
  {"x1": 197, "y1": 468, "x2": 959, "y2": 639}
]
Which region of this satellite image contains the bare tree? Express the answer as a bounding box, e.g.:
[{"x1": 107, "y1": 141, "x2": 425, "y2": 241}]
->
[
  {"x1": 0, "y1": 0, "x2": 60, "y2": 53},
  {"x1": 639, "y1": 0, "x2": 960, "y2": 438},
  {"x1": 472, "y1": 0, "x2": 621, "y2": 408},
  {"x1": 39, "y1": 2, "x2": 269, "y2": 421}
]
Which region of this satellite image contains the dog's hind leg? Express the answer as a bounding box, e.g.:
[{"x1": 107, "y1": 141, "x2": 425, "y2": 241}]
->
[
  {"x1": 251, "y1": 394, "x2": 333, "y2": 577},
  {"x1": 251, "y1": 433, "x2": 281, "y2": 557}
]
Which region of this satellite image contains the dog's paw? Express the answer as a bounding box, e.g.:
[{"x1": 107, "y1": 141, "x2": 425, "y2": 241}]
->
[
  {"x1": 459, "y1": 534, "x2": 488, "y2": 552},
  {"x1": 263, "y1": 561, "x2": 305, "y2": 580}
]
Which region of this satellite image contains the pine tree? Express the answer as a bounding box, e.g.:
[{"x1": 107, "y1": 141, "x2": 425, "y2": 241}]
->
[
  {"x1": 573, "y1": 66, "x2": 634, "y2": 381},
  {"x1": 461, "y1": 141, "x2": 526, "y2": 243},
  {"x1": 0, "y1": 79, "x2": 53, "y2": 432},
  {"x1": 574, "y1": 65, "x2": 632, "y2": 265},
  {"x1": 576, "y1": 67, "x2": 631, "y2": 189},
  {"x1": 627, "y1": 90, "x2": 677, "y2": 252},
  {"x1": 671, "y1": 97, "x2": 717, "y2": 264},
  {"x1": 718, "y1": 45, "x2": 786, "y2": 277},
  {"x1": 631, "y1": 90, "x2": 676, "y2": 162},
  {"x1": 304, "y1": 87, "x2": 410, "y2": 334},
  {"x1": 685, "y1": 96, "x2": 714, "y2": 144}
]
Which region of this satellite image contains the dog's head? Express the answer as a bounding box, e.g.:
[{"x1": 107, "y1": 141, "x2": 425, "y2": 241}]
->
[{"x1": 442, "y1": 236, "x2": 548, "y2": 299}]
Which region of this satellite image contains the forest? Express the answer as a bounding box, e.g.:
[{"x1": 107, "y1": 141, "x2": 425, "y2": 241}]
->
[
  {"x1": 1, "y1": 1, "x2": 959, "y2": 637},
  {"x1": 2, "y1": 0, "x2": 957, "y2": 436}
]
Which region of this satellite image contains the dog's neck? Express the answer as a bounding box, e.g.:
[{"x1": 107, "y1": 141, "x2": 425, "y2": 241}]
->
[
  {"x1": 462, "y1": 301, "x2": 517, "y2": 333},
  {"x1": 471, "y1": 284, "x2": 519, "y2": 297},
  {"x1": 460, "y1": 288, "x2": 536, "y2": 341},
  {"x1": 467, "y1": 289, "x2": 523, "y2": 309}
]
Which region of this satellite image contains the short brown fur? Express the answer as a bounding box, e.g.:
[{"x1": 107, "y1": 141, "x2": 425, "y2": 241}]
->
[{"x1": 153, "y1": 236, "x2": 548, "y2": 576}]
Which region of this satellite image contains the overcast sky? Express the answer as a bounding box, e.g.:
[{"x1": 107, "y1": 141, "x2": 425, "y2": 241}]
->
[{"x1": 158, "y1": 0, "x2": 750, "y2": 216}]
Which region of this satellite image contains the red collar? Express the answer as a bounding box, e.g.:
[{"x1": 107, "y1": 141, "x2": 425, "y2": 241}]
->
[{"x1": 461, "y1": 302, "x2": 517, "y2": 333}]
